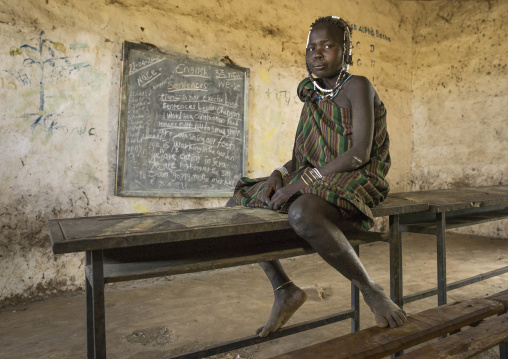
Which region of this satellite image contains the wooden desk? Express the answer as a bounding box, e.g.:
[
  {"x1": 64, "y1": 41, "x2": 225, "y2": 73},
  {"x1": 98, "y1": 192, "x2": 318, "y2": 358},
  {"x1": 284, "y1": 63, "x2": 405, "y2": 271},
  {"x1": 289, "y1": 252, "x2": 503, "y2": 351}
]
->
[
  {"x1": 391, "y1": 185, "x2": 508, "y2": 307},
  {"x1": 47, "y1": 185, "x2": 508, "y2": 359},
  {"x1": 48, "y1": 197, "x2": 427, "y2": 359}
]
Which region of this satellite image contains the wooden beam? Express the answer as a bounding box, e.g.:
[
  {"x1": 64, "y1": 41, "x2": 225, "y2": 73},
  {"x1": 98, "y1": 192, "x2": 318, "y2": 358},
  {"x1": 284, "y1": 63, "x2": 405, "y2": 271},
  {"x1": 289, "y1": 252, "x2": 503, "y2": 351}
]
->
[
  {"x1": 268, "y1": 298, "x2": 504, "y2": 359},
  {"x1": 400, "y1": 312, "x2": 508, "y2": 358}
]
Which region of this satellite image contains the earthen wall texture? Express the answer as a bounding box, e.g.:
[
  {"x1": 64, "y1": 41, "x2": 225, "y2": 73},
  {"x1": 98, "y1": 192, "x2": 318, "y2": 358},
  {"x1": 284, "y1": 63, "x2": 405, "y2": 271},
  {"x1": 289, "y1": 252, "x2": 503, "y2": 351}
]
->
[
  {"x1": 411, "y1": 0, "x2": 508, "y2": 238},
  {"x1": 7, "y1": 0, "x2": 503, "y2": 303}
]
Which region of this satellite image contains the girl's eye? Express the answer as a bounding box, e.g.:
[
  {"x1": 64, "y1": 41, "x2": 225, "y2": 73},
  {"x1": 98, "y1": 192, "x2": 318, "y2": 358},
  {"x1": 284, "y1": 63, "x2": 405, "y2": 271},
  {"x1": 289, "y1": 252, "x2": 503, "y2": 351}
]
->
[
  {"x1": 306, "y1": 47, "x2": 315, "y2": 52},
  {"x1": 325, "y1": 44, "x2": 333, "y2": 49}
]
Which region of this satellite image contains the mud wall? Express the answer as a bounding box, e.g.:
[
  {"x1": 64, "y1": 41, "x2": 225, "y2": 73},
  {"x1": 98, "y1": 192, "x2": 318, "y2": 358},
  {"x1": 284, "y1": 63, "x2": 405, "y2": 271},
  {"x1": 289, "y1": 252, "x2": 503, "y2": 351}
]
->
[
  {"x1": 0, "y1": 0, "x2": 414, "y2": 304},
  {"x1": 411, "y1": 0, "x2": 508, "y2": 237}
]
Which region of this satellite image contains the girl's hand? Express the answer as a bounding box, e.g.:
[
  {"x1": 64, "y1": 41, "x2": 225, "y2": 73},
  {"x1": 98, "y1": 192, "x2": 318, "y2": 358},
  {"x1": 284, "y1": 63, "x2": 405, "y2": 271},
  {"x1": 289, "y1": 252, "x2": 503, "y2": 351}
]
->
[
  {"x1": 269, "y1": 182, "x2": 300, "y2": 210},
  {"x1": 262, "y1": 171, "x2": 283, "y2": 204}
]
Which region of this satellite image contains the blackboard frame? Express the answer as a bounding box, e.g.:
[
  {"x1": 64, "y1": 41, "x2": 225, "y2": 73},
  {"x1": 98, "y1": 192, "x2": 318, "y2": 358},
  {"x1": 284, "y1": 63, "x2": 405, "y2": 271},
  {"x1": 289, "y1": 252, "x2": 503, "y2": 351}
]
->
[{"x1": 115, "y1": 41, "x2": 249, "y2": 198}]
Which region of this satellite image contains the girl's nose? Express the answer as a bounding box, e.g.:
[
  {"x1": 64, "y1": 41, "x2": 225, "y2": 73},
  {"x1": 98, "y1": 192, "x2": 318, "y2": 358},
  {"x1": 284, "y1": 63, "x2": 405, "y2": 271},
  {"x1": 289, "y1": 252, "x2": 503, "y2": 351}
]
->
[{"x1": 314, "y1": 50, "x2": 323, "y2": 59}]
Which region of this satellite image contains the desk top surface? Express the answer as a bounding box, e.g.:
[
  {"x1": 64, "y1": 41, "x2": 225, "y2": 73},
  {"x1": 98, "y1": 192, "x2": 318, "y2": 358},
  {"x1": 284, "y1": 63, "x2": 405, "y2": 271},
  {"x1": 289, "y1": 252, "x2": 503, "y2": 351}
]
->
[
  {"x1": 390, "y1": 185, "x2": 508, "y2": 212},
  {"x1": 48, "y1": 186, "x2": 508, "y2": 254},
  {"x1": 48, "y1": 195, "x2": 427, "y2": 254}
]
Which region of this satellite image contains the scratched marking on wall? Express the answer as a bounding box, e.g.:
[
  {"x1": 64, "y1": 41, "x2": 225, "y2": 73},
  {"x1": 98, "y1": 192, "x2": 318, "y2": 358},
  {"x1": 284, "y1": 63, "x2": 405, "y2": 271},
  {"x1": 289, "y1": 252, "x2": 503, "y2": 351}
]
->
[
  {"x1": 350, "y1": 24, "x2": 392, "y2": 87},
  {"x1": 5, "y1": 31, "x2": 91, "y2": 133},
  {"x1": 352, "y1": 24, "x2": 391, "y2": 42}
]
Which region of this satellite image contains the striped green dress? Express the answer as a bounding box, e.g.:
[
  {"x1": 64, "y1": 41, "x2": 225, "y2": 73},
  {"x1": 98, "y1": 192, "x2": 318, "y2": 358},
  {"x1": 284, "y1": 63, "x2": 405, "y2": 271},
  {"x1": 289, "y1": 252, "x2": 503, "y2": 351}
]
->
[{"x1": 231, "y1": 77, "x2": 391, "y2": 231}]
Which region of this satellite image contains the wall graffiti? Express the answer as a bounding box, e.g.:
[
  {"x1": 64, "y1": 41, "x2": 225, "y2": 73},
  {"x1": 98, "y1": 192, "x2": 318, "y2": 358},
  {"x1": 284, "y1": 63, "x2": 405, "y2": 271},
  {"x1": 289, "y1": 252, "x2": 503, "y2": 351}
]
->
[
  {"x1": 349, "y1": 24, "x2": 392, "y2": 87},
  {"x1": 6, "y1": 31, "x2": 90, "y2": 132}
]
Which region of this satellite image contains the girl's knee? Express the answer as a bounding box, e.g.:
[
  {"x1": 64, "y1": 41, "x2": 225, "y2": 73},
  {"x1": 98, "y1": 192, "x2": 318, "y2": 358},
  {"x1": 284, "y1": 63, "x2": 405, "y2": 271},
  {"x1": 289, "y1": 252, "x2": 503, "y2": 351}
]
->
[{"x1": 288, "y1": 197, "x2": 322, "y2": 236}]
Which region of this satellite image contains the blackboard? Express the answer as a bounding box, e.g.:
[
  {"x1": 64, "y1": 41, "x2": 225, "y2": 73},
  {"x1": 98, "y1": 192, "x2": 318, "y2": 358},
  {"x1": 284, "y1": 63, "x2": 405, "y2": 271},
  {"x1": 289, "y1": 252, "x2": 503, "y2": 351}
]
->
[{"x1": 116, "y1": 41, "x2": 249, "y2": 197}]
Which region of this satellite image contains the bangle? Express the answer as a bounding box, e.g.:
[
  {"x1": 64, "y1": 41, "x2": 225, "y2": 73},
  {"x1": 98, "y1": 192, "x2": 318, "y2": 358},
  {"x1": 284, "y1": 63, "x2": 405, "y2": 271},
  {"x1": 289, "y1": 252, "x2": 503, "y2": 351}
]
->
[
  {"x1": 302, "y1": 172, "x2": 314, "y2": 186},
  {"x1": 274, "y1": 168, "x2": 285, "y2": 178},
  {"x1": 311, "y1": 168, "x2": 323, "y2": 179},
  {"x1": 276, "y1": 166, "x2": 289, "y2": 177},
  {"x1": 301, "y1": 168, "x2": 323, "y2": 187},
  {"x1": 301, "y1": 175, "x2": 310, "y2": 186}
]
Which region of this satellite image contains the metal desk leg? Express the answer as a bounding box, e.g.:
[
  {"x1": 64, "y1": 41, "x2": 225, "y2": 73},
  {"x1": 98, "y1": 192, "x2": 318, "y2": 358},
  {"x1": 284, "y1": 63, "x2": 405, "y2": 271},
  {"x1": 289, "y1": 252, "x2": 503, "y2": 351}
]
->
[
  {"x1": 500, "y1": 341, "x2": 507, "y2": 359},
  {"x1": 390, "y1": 215, "x2": 403, "y2": 308},
  {"x1": 86, "y1": 250, "x2": 106, "y2": 359},
  {"x1": 351, "y1": 245, "x2": 360, "y2": 333},
  {"x1": 436, "y1": 212, "x2": 447, "y2": 307},
  {"x1": 390, "y1": 214, "x2": 404, "y2": 357}
]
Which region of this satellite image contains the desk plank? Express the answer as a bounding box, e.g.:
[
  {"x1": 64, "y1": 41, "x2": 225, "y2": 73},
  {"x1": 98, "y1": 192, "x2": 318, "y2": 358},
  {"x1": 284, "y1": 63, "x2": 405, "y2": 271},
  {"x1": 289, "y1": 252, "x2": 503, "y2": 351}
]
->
[
  {"x1": 401, "y1": 312, "x2": 508, "y2": 359},
  {"x1": 48, "y1": 197, "x2": 426, "y2": 254},
  {"x1": 391, "y1": 186, "x2": 508, "y2": 212},
  {"x1": 370, "y1": 196, "x2": 428, "y2": 217},
  {"x1": 49, "y1": 207, "x2": 291, "y2": 254}
]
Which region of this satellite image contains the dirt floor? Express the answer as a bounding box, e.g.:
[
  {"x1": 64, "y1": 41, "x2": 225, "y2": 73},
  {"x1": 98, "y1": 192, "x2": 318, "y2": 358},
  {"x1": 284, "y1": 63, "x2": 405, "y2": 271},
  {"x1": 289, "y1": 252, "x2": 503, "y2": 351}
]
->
[{"x1": 0, "y1": 232, "x2": 507, "y2": 359}]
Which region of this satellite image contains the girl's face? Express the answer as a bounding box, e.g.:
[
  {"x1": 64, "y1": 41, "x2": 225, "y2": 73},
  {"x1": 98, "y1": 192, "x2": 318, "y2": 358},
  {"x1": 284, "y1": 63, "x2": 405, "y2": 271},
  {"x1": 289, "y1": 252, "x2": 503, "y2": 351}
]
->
[{"x1": 306, "y1": 25, "x2": 344, "y2": 81}]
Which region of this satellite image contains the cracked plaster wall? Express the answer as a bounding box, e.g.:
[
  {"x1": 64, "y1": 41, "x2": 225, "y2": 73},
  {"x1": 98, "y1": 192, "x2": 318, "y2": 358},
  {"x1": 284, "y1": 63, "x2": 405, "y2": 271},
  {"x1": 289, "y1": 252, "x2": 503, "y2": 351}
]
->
[
  {"x1": 411, "y1": 0, "x2": 508, "y2": 238},
  {"x1": 0, "y1": 0, "x2": 470, "y2": 304}
]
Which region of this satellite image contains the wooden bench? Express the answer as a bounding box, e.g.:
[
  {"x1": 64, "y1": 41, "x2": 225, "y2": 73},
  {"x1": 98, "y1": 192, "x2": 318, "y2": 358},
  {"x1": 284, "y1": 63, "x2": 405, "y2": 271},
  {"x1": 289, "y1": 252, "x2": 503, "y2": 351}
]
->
[
  {"x1": 268, "y1": 290, "x2": 508, "y2": 359},
  {"x1": 47, "y1": 185, "x2": 508, "y2": 359},
  {"x1": 48, "y1": 197, "x2": 426, "y2": 359}
]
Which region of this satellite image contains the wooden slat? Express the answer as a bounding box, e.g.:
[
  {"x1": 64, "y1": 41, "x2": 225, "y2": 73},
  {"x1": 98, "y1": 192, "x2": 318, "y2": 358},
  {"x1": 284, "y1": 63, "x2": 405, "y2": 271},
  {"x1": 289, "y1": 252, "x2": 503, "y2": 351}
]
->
[
  {"x1": 101, "y1": 248, "x2": 310, "y2": 283},
  {"x1": 268, "y1": 298, "x2": 505, "y2": 359},
  {"x1": 468, "y1": 185, "x2": 508, "y2": 197},
  {"x1": 370, "y1": 196, "x2": 429, "y2": 217},
  {"x1": 99, "y1": 230, "x2": 389, "y2": 282},
  {"x1": 488, "y1": 289, "x2": 508, "y2": 310},
  {"x1": 391, "y1": 186, "x2": 508, "y2": 213},
  {"x1": 400, "y1": 312, "x2": 508, "y2": 359},
  {"x1": 47, "y1": 186, "x2": 507, "y2": 255},
  {"x1": 48, "y1": 199, "x2": 418, "y2": 254},
  {"x1": 49, "y1": 207, "x2": 293, "y2": 254}
]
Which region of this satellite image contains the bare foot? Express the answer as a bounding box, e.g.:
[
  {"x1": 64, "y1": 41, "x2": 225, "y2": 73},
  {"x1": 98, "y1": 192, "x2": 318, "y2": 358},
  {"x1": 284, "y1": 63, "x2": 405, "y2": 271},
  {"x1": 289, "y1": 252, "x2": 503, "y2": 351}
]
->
[
  {"x1": 362, "y1": 284, "x2": 407, "y2": 328},
  {"x1": 256, "y1": 283, "x2": 307, "y2": 337}
]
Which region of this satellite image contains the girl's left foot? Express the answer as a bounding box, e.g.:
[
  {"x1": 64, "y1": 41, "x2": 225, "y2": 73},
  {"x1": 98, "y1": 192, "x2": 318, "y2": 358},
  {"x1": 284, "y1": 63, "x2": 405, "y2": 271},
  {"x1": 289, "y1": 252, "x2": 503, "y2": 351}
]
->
[{"x1": 362, "y1": 284, "x2": 407, "y2": 328}]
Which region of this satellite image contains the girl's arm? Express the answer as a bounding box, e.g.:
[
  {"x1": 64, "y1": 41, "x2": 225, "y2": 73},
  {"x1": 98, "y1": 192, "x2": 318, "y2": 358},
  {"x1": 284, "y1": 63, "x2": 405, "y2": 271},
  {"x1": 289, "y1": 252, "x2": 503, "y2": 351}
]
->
[
  {"x1": 267, "y1": 76, "x2": 376, "y2": 210},
  {"x1": 317, "y1": 75, "x2": 375, "y2": 176}
]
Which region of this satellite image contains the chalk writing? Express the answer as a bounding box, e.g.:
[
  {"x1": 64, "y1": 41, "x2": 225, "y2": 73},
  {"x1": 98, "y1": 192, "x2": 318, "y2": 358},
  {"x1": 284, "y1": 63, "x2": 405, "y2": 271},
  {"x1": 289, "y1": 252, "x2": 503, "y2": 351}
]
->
[
  {"x1": 118, "y1": 45, "x2": 248, "y2": 196},
  {"x1": 129, "y1": 56, "x2": 164, "y2": 75}
]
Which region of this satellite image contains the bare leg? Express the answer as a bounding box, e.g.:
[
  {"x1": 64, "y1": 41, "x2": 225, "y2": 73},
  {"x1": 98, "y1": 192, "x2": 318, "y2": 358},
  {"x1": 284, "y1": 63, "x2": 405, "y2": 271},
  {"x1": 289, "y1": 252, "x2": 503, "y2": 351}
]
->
[
  {"x1": 288, "y1": 194, "x2": 407, "y2": 329},
  {"x1": 225, "y1": 198, "x2": 307, "y2": 336},
  {"x1": 255, "y1": 261, "x2": 307, "y2": 337}
]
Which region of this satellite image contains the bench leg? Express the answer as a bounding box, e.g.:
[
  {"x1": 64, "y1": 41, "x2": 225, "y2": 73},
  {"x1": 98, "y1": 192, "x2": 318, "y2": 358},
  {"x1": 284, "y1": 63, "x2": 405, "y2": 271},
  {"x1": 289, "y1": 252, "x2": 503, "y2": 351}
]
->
[
  {"x1": 86, "y1": 250, "x2": 106, "y2": 359},
  {"x1": 500, "y1": 341, "x2": 507, "y2": 359},
  {"x1": 351, "y1": 245, "x2": 360, "y2": 333},
  {"x1": 390, "y1": 215, "x2": 403, "y2": 308},
  {"x1": 389, "y1": 215, "x2": 404, "y2": 357},
  {"x1": 436, "y1": 212, "x2": 447, "y2": 307}
]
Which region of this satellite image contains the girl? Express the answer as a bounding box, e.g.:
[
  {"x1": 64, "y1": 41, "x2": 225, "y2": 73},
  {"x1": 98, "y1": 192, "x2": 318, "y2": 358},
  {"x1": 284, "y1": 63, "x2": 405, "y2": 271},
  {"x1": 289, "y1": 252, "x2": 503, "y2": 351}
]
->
[{"x1": 228, "y1": 16, "x2": 406, "y2": 337}]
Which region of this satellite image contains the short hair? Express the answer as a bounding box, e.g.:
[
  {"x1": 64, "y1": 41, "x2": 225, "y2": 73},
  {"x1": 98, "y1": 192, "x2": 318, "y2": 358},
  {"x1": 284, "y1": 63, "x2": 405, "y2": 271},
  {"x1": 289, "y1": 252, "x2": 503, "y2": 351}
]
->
[{"x1": 308, "y1": 16, "x2": 353, "y2": 67}]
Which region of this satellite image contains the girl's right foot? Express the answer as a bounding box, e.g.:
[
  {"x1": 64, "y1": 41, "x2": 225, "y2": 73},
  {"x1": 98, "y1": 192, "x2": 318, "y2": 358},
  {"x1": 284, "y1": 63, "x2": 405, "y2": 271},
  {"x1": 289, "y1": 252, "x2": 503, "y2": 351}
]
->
[{"x1": 256, "y1": 283, "x2": 307, "y2": 337}]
